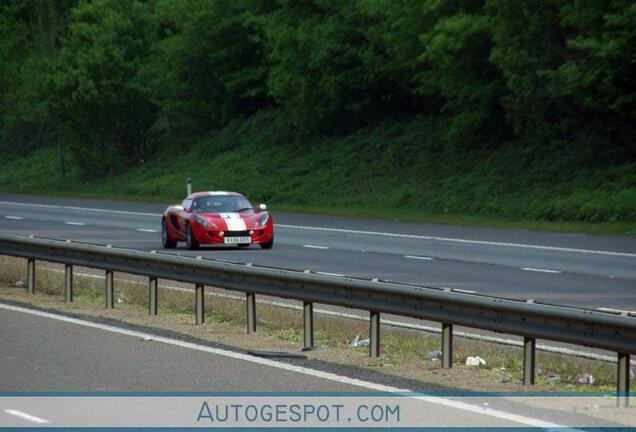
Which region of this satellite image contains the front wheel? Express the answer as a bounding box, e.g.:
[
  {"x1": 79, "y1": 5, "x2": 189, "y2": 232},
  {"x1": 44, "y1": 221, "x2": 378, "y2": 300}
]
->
[
  {"x1": 162, "y1": 218, "x2": 177, "y2": 249},
  {"x1": 260, "y1": 238, "x2": 273, "y2": 250},
  {"x1": 185, "y1": 223, "x2": 199, "y2": 250}
]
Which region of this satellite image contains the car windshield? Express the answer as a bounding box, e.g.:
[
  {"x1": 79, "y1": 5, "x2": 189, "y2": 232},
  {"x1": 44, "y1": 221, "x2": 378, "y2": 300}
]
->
[{"x1": 191, "y1": 195, "x2": 253, "y2": 213}]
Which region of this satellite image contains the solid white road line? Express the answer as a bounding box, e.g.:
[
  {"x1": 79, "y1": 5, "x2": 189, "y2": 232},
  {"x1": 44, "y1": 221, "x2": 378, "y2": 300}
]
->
[
  {"x1": 521, "y1": 267, "x2": 562, "y2": 274},
  {"x1": 0, "y1": 302, "x2": 562, "y2": 428},
  {"x1": 279, "y1": 224, "x2": 636, "y2": 258},
  {"x1": 1, "y1": 199, "x2": 634, "y2": 258},
  {"x1": 137, "y1": 228, "x2": 159, "y2": 233},
  {"x1": 405, "y1": 255, "x2": 434, "y2": 260},
  {"x1": 4, "y1": 409, "x2": 49, "y2": 424},
  {"x1": 453, "y1": 289, "x2": 477, "y2": 294},
  {"x1": 314, "y1": 271, "x2": 345, "y2": 277},
  {"x1": 597, "y1": 307, "x2": 636, "y2": 315},
  {"x1": 302, "y1": 244, "x2": 330, "y2": 250},
  {"x1": 0, "y1": 201, "x2": 160, "y2": 218},
  {"x1": 64, "y1": 221, "x2": 85, "y2": 226},
  {"x1": 3, "y1": 216, "x2": 23, "y2": 220}
]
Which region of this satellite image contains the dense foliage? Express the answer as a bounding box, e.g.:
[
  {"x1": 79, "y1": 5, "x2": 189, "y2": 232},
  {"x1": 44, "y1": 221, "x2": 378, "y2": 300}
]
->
[{"x1": 0, "y1": 0, "x2": 634, "y2": 224}]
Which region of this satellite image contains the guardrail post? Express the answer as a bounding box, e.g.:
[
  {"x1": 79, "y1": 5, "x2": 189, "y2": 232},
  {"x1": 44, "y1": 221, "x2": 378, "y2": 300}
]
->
[
  {"x1": 246, "y1": 292, "x2": 256, "y2": 333},
  {"x1": 105, "y1": 270, "x2": 114, "y2": 309},
  {"x1": 617, "y1": 352, "x2": 630, "y2": 407},
  {"x1": 303, "y1": 301, "x2": 314, "y2": 350},
  {"x1": 65, "y1": 264, "x2": 73, "y2": 303},
  {"x1": 370, "y1": 311, "x2": 380, "y2": 358},
  {"x1": 195, "y1": 284, "x2": 204, "y2": 325},
  {"x1": 149, "y1": 277, "x2": 158, "y2": 316},
  {"x1": 442, "y1": 323, "x2": 453, "y2": 368},
  {"x1": 27, "y1": 258, "x2": 35, "y2": 294},
  {"x1": 523, "y1": 336, "x2": 536, "y2": 385}
]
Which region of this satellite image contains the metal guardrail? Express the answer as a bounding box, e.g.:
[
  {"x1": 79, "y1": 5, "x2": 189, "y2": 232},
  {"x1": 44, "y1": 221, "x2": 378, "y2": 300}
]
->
[{"x1": 0, "y1": 234, "x2": 634, "y2": 399}]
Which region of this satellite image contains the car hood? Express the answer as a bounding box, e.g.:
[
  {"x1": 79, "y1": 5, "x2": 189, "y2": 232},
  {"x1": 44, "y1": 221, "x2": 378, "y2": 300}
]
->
[{"x1": 196, "y1": 212, "x2": 266, "y2": 230}]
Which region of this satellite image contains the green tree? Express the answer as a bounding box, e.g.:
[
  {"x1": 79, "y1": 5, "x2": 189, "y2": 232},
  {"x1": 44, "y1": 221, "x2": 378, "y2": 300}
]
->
[
  {"x1": 0, "y1": 1, "x2": 75, "y2": 162},
  {"x1": 264, "y1": 0, "x2": 412, "y2": 132},
  {"x1": 418, "y1": 1, "x2": 507, "y2": 146},
  {"x1": 487, "y1": 0, "x2": 568, "y2": 142},
  {"x1": 50, "y1": 0, "x2": 158, "y2": 176},
  {"x1": 151, "y1": 0, "x2": 273, "y2": 138},
  {"x1": 548, "y1": 0, "x2": 635, "y2": 161}
]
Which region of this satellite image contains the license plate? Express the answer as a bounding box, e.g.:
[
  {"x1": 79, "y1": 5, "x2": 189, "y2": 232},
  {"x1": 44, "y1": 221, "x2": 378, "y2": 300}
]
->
[{"x1": 224, "y1": 236, "x2": 251, "y2": 244}]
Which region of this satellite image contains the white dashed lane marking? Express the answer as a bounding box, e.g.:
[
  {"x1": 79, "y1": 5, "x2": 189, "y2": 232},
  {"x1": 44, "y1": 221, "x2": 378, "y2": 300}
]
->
[
  {"x1": 521, "y1": 267, "x2": 562, "y2": 274},
  {"x1": 405, "y1": 255, "x2": 434, "y2": 261},
  {"x1": 65, "y1": 221, "x2": 85, "y2": 226},
  {"x1": 4, "y1": 216, "x2": 23, "y2": 220},
  {"x1": 302, "y1": 245, "x2": 330, "y2": 250}
]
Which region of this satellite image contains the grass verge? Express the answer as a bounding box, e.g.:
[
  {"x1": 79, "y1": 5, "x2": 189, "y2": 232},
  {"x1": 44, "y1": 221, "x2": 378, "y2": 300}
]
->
[{"x1": 0, "y1": 111, "x2": 634, "y2": 236}]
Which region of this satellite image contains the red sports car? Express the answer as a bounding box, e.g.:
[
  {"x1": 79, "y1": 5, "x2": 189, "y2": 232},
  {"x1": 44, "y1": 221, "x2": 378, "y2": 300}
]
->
[{"x1": 161, "y1": 191, "x2": 274, "y2": 250}]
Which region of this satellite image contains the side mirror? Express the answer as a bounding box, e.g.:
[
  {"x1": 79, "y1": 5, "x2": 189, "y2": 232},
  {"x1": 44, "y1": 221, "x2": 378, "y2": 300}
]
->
[{"x1": 259, "y1": 203, "x2": 267, "y2": 211}]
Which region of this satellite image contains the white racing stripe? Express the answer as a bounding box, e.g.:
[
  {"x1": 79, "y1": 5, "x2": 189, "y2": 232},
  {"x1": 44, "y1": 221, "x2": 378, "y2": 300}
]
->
[
  {"x1": 0, "y1": 302, "x2": 563, "y2": 429},
  {"x1": 4, "y1": 409, "x2": 49, "y2": 424},
  {"x1": 0, "y1": 199, "x2": 634, "y2": 258},
  {"x1": 219, "y1": 213, "x2": 246, "y2": 231}
]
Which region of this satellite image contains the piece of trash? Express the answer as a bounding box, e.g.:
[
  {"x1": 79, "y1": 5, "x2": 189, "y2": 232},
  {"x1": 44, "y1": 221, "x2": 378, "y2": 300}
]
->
[
  {"x1": 465, "y1": 356, "x2": 486, "y2": 367},
  {"x1": 117, "y1": 297, "x2": 124, "y2": 304},
  {"x1": 14, "y1": 280, "x2": 24, "y2": 288},
  {"x1": 357, "y1": 338, "x2": 370, "y2": 347},
  {"x1": 578, "y1": 373, "x2": 596, "y2": 385},
  {"x1": 346, "y1": 334, "x2": 361, "y2": 347},
  {"x1": 425, "y1": 350, "x2": 443, "y2": 360},
  {"x1": 547, "y1": 372, "x2": 561, "y2": 382}
]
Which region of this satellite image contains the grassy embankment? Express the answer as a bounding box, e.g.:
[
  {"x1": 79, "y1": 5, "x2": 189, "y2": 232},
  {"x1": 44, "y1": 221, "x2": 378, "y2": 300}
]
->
[{"x1": 1, "y1": 110, "x2": 634, "y2": 235}]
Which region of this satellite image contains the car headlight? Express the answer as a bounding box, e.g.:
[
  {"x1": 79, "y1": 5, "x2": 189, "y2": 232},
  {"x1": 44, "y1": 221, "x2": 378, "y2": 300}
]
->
[
  {"x1": 259, "y1": 213, "x2": 270, "y2": 226},
  {"x1": 194, "y1": 214, "x2": 209, "y2": 227}
]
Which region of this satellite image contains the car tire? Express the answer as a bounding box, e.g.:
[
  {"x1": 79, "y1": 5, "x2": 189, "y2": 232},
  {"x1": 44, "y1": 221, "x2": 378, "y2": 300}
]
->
[
  {"x1": 162, "y1": 218, "x2": 177, "y2": 249},
  {"x1": 260, "y1": 238, "x2": 273, "y2": 250},
  {"x1": 185, "y1": 223, "x2": 199, "y2": 250}
]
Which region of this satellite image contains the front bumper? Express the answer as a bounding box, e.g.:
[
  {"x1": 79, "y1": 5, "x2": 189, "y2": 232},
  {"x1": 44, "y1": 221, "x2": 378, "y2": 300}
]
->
[{"x1": 191, "y1": 223, "x2": 274, "y2": 245}]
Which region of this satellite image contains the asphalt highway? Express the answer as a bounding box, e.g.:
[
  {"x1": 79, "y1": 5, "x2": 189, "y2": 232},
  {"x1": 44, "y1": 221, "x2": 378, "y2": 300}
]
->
[{"x1": 0, "y1": 193, "x2": 634, "y2": 310}]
